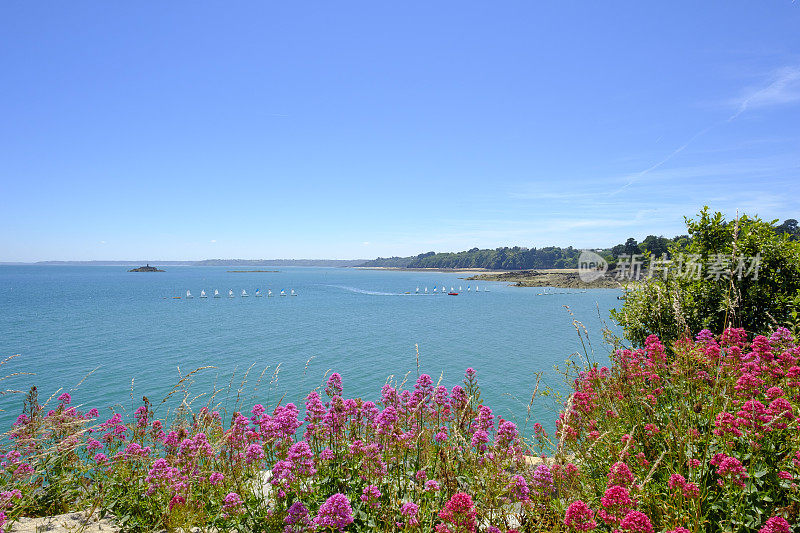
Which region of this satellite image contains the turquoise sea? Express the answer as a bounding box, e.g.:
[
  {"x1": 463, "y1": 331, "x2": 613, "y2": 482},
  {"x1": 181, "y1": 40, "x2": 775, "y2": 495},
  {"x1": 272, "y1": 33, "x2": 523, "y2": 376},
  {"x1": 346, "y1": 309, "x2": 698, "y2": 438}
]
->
[{"x1": 0, "y1": 266, "x2": 622, "y2": 433}]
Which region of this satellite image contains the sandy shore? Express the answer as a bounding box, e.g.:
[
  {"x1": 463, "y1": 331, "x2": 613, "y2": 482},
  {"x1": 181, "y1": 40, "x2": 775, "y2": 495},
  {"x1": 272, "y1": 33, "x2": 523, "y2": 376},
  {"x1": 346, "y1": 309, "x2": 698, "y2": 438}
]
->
[{"x1": 466, "y1": 269, "x2": 623, "y2": 289}]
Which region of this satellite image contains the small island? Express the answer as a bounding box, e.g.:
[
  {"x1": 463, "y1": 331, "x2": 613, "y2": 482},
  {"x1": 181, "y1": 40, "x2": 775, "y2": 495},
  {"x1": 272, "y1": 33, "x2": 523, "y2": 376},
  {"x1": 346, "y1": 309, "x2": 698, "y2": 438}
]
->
[
  {"x1": 227, "y1": 270, "x2": 280, "y2": 273},
  {"x1": 128, "y1": 264, "x2": 165, "y2": 272}
]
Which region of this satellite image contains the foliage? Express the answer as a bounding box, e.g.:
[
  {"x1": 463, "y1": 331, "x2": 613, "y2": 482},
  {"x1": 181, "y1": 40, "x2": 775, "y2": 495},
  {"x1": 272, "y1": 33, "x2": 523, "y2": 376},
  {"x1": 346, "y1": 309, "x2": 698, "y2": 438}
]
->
[
  {"x1": 556, "y1": 329, "x2": 800, "y2": 532},
  {"x1": 612, "y1": 208, "x2": 800, "y2": 346}
]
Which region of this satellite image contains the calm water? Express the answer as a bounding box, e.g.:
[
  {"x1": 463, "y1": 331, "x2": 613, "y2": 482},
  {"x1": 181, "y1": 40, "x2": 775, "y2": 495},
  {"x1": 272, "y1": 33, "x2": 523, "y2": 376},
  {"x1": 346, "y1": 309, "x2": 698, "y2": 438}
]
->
[{"x1": 0, "y1": 266, "x2": 622, "y2": 432}]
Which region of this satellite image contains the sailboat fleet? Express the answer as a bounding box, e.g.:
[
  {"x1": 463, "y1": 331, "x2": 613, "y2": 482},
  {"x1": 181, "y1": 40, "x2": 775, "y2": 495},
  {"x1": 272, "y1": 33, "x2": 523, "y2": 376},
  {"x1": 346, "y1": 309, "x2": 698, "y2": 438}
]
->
[
  {"x1": 174, "y1": 287, "x2": 299, "y2": 299},
  {"x1": 174, "y1": 281, "x2": 492, "y2": 300},
  {"x1": 407, "y1": 283, "x2": 490, "y2": 295}
]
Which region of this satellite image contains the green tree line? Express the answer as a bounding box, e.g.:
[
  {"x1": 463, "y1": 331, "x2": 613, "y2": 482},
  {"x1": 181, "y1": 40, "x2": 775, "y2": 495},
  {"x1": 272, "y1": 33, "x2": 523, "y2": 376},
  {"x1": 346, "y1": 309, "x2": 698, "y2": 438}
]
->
[{"x1": 358, "y1": 220, "x2": 798, "y2": 271}]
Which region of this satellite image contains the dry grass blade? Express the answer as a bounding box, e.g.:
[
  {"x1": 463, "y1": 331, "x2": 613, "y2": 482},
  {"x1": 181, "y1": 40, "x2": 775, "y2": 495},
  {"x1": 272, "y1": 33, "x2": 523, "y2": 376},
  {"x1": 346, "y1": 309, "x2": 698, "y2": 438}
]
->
[{"x1": 159, "y1": 366, "x2": 216, "y2": 405}]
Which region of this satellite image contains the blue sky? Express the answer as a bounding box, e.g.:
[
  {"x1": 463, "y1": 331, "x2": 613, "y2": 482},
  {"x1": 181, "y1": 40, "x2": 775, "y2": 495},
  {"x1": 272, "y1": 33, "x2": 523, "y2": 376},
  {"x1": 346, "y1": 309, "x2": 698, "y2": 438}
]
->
[{"x1": 1, "y1": 2, "x2": 799, "y2": 261}]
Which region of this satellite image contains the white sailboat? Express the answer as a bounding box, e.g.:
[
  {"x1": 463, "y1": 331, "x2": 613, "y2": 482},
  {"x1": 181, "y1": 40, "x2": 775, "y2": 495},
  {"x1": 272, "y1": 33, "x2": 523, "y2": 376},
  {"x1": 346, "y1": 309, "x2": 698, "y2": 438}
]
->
[
  {"x1": 242, "y1": 289, "x2": 248, "y2": 297},
  {"x1": 228, "y1": 290, "x2": 234, "y2": 298},
  {"x1": 186, "y1": 290, "x2": 193, "y2": 299},
  {"x1": 424, "y1": 287, "x2": 428, "y2": 293},
  {"x1": 200, "y1": 290, "x2": 207, "y2": 298},
  {"x1": 467, "y1": 286, "x2": 471, "y2": 292},
  {"x1": 433, "y1": 287, "x2": 438, "y2": 293},
  {"x1": 441, "y1": 286, "x2": 446, "y2": 293},
  {"x1": 450, "y1": 287, "x2": 454, "y2": 292},
  {"x1": 291, "y1": 289, "x2": 297, "y2": 296},
  {"x1": 459, "y1": 286, "x2": 462, "y2": 291},
  {"x1": 416, "y1": 287, "x2": 419, "y2": 294},
  {"x1": 268, "y1": 289, "x2": 273, "y2": 297},
  {"x1": 213, "y1": 289, "x2": 220, "y2": 298},
  {"x1": 280, "y1": 290, "x2": 286, "y2": 296}
]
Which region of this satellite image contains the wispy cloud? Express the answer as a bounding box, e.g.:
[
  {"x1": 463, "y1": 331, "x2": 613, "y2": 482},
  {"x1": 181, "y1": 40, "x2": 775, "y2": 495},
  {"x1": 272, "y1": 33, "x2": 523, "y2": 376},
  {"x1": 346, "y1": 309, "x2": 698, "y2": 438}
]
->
[
  {"x1": 607, "y1": 65, "x2": 800, "y2": 195},
  {"x1": 729, "y1": 66, "x2": 800, "y2": 121}
]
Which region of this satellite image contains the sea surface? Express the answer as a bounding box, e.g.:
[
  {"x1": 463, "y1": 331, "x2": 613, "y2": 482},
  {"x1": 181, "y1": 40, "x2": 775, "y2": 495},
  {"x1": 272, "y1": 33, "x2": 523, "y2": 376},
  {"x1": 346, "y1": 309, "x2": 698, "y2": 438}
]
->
[{"x1": 0, "y1": 266, "x2": 622, "y2": 435}]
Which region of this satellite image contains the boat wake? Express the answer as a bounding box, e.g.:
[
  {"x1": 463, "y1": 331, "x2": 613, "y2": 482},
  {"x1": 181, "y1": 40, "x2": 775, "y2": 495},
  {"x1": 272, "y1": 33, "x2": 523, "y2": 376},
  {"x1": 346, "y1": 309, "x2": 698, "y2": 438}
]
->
[{"x1": 328, "y1": 285, "x2": 405, "y2": 296}]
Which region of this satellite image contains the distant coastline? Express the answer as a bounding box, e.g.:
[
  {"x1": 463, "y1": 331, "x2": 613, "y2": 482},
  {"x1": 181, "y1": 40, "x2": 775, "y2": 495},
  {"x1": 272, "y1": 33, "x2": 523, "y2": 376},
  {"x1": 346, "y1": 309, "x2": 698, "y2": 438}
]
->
[
  {"x1": 227, "y1": 270, "x2": 280, "y2": 273},
  {"x1": 354, "y1": 266, "x2": 504, "y2": 275}
]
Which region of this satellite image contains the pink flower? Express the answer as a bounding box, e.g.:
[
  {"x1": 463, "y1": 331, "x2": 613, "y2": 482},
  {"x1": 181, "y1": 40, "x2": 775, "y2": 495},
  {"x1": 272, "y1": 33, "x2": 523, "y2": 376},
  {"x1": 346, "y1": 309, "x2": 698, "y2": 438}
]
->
[
  {"x1": 438, "y1": 492, "x2": 477, "y2": 533},
  {"x1": 598, "y1": 485, "x2": 633, "y2": 526},
  {"x1": 361, "y1": 485, "x2": 381, "y2": 508},
  {"x1": 619, "y1": 511, "x2": 653, "y2": 533},
  {"x1": 563, "y1": 500, "x2": 596, "y2": 531},
  {"x1": 285, "y1": 501, "x2": 312, "y2": 531},
  {"x1": 401, "y1": 502, "x2": 420, "y2": 526},
  {"x1": 710, "y1": 453, "x2": 748, "y2": 488},
  {"x1": 58, "y1": 392, "x2": 71, "y2": 405},
  {"x1": 325, "y1": 373, "x2": 343, "y2": 398},
  {"x1": 607, "y1": 462, "x2": 634, "y2": 487},
  {"x1": 222, "y1": 492, "x2": 244, "y2": 516},
  {"x1": 425, "y1": 480, "x2": 441, "y2": 492},
  {"x1": 759, "y1": 516, "x2": 791, "y2": 533},
  {"x1": 314, "y1": 493, "x2": 354, "y2": 531}
]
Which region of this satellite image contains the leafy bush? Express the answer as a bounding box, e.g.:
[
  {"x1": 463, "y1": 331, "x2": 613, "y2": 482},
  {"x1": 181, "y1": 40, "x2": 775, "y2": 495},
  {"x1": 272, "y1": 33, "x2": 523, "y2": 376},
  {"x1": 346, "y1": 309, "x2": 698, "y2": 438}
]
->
[{"x1": 612, "y1": 207, "x2": 800, "y2": 346}]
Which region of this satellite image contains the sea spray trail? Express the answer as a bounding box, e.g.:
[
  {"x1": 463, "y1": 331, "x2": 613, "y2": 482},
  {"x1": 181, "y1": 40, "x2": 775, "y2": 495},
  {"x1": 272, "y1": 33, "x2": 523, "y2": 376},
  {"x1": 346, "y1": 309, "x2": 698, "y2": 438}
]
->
[{"x1": 326, "y1": 284, "x2": 410, "y2": 296}]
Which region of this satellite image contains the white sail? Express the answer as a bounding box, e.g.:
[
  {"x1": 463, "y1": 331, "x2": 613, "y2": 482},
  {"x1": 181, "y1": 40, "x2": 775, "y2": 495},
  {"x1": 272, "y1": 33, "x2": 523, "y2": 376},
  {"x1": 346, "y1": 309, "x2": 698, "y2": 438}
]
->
[
  {"x1": 424, "y1": 287, "x2": 428, "y2": 293},
  {"x1": 433, "y1": 287, "x2": 437, "y2": 293},
  {"x1": 200, "y1": 290, "x2": 207, "y2": 298},
  {"x1": 186, "y1": 290, "x2": 193, "y2": 299},
  {"x1": 214, "y1": 289, "x2": 220, "y2": 298},
  {"x1": 242, "y1": 290, "x2": 248, "y2": 297},
  {"x1": 442, "y1": 286, "x2": 446, "y2": 293},
  {"x1": 459, "y1": 286, "x2": 462, "y2": 291},
  {"x1": 268, "y1": 290, "x2": 273, "y2": 297},
  {"x1": 291, "y1": 289, "x2": 297, "y2": 296},
  {"x1": 229, "y1": 290, "x2": 234, "y2": 298},
  {"x1": 416, "y1": 287, "x2": 419, "y2": 293},
  {"x1": 280, "y1": 290, "x2": 286, "y2": 296}
]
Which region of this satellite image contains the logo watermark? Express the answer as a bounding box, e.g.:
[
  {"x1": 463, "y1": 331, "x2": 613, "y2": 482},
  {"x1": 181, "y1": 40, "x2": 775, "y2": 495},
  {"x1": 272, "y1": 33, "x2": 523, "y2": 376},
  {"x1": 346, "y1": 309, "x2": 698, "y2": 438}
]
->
[
  {"x1": 578, "y1": 250, "x2": 609, "y2": 282},
  {"x1": 578, "y1": 251, "x2": 762, "y2": 282}
]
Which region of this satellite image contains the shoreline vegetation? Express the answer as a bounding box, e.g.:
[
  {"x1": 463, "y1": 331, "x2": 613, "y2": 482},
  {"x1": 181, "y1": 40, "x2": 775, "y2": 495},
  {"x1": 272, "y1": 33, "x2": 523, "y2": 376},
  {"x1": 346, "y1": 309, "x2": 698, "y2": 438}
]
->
[{"x1": 466, "y1": 269, "x2": 623, "y2": 289}]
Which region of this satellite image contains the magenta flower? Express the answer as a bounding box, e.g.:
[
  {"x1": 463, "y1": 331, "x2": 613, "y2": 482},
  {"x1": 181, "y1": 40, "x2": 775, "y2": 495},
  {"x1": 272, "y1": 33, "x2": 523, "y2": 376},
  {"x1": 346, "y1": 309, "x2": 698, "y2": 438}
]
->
[
  {"x1": 222, "y1": 492, "x2": 244, "y2": 516},
  {"x1": 325, "y1": 373, "x2": 343, "y2": 398},
  {"x1": 425, "y1": 479, "x2": 441, "y2": 492},
  {"x1": 285, "y1": 501, "x2": 313, "y2": 532},
  {"x1": 57, "y1": 392, "x2": 71, "y2": 405},
  {"x1": 759, "y1": 516, "x2": 791, "y2": 533},
  {"x1": 361, "y1": 485, "x2": 381, "y2": 508},
  {"x1": 607, "y1": 461, "x2": 634, "y2": 487},
  {"x1": 618, "y1": 511, "x2": 653, "y2": 533},
  {"x1": 563, "y1": 499, "x2": 596, "y2": 531},
  {"x1": 401, "y1": 501, "x2": 420, "y2": 526},
  {"x1": 438, "y1": 492, "x2": 476, "y2": 533},
  {"x1": 313, "y1": 493, "x2": 354, "y2": 531}
]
